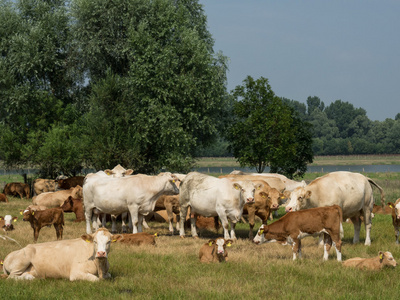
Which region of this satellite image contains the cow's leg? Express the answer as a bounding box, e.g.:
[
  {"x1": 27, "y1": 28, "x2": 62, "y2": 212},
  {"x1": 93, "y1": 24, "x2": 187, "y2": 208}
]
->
[
  {"x1": 110, "y1": 215, "x2": 118, "y2": 233},
  {"x1": 218, "y1": 214, "x2": 231, "y2": 240},
  {"x1": 3, "y1": 248, "x2": 36, "y2": 280},
  {"x1": 33, "y1": 227, "x2": 41, "y2": 243},
  {"x1": 128, "y1": 206, "x2": 139, "y2": 233},
  {"x1": 395, "y1": 224, "x2": 399, "y2": 244},
  {"x1": 142, "y1": 218, "x2": 149, "y2": 229},
  {"x1": 350, "y1": 216, "x2": 361, "y2": 244},
  {"x1": 292, "y1": 238, "x2": 301, "y2": 260},
  {"x1": 229, "y1": 220, "x2": 237, "y2": 240},
  {"x1": 363, "y1": 211, "x2": 372, "y2": 246},
  {"x1": 85, "y1": 207, "x2": 94, "y2": 234},
  {"x1": 323, "y1": 233, "x2": 332, "y2": 261},
  {"x1": 179, "y1": 205, "x2": 189, "y2": 237},
  {"x1": 55, "y1": 224, "x2": 63, "y2": 240},
  {"x1": 190, "y1": 213, "x2": 198, "y2": 238},
  {"x1": 214, "y1": 216, "x2": 220, "y2": 233},
  {"x1": 137, "y1": 214, "x2": 144, "y2": 233},
  {"x1": 248, "y1": 209, "x2": 256, "y2": 240}
]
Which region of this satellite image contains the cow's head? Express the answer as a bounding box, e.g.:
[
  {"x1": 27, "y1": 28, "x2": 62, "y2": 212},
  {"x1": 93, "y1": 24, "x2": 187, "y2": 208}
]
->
[
  {"x1": 253, "y1": 224, "x2": 267, "y2": 244},
  {"x1": 22, "y1": 209, "x2": 35, "y2": 222},
  {"x1": 388, "y1": 200, "x2": 400, "y2": 220},
  {"x1": 71, "y1": 185, "x2": 83, "y2": 199},
  {"x1": 208, "y1": 238, "x2": 233, "y2": 261},
  {"x1": 255, "y1": 183, "x2": 281, "y2": 211},
  {"x1": 0, "y1": 215, "x2": 17, "y2": 231},
  {"x1": 158, "y1": 172, "x2": 180, "y2": 195},
  {"x1": 104, "y1": 164, "x2": 134, "y2": 177},
  {"x1": 61, "y1": 196, "x2": 74, "y2": 212},
  {"x1": 379, "y1": 251, "x2": 397, "y2": 268},
  {"x1": 81, "y1": 228, "x2": 122, "y2": 259},
  {"x1": 285, "y1": 187, "x2": 311, "y2": 212},
  {"x1": 233, "y1": 181, "x2": 255, "y2": 204}
]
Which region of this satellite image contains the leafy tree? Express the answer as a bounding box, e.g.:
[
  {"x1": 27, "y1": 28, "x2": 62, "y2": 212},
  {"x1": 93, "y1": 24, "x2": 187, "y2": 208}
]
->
[
  {"x1": 74, "y1": 0, "x2": 229, "y2": 173},
  {"x1": 227, "y1": 76, "x2": 313, "y2": 178},
  {"x1": 306, "y1": 96, "x2": 325, "y2": 116}
]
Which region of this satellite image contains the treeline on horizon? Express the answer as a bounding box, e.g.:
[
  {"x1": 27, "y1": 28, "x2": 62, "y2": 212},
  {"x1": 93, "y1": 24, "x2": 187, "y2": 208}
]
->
[{"x1": 197, "y1": 96, "x2": 400, "y2": 157}]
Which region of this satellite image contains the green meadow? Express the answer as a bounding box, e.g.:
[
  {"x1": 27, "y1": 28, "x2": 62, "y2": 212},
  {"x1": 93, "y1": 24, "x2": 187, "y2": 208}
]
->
[{"x1": 1, "y1": 171, "x2": 400, "y2": 299}]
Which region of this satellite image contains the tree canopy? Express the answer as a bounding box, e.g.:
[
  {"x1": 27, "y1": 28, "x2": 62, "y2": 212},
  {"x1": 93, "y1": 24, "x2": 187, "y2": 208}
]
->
[{"x1": 227, "y1": 76, "x2": 313, "y2": 178}]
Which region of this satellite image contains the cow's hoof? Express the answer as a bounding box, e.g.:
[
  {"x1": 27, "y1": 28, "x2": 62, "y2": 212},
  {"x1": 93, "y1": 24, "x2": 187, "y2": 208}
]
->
[{"x1": 180, "y1": 235, "x2": 185, "y2": 239}]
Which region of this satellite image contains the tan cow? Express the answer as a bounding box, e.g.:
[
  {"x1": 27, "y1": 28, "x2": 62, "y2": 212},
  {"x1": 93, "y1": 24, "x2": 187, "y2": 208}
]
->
[
  {"x1": 253, "y1": 205, "x2": 343, "y2": 261},
  {"x1": 343, "y1": 251, "x2": 397, "y2": 270},
  {"x1": 199, "y1": 238, "x2": 233, "y2": 263},
  {"x1": 33, "y1": 179, "x2": 57, "y2": 196},
  {"x1": 3, "y1": 182, "x2": 30, "y2": 199},
  {"x1": 387, "y1": 199, "x2": 400, "y2": 244},
  {"x1": 22, "y1": 207, "x2": 64, "y2": 242},
  {"x1": 118, "y1": 232, "x2": 157, "y2": 246},
  {"x1": 2, "y1": 228, "x2": 122, "y2": 281},
  {"x1": 285, "y1": 171, "x2": 385, "y2": 246},
  {"x1": 220, "y1": 174, "x2": 286, "y2": 192},
  {"x1": 32, "y1": 185, "x2": 83, "y2": 208}
]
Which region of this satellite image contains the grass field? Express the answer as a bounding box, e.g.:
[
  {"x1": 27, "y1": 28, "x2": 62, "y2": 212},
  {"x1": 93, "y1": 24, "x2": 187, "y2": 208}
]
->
[
  {"x1": 196, "y1": 154, "x2": 400, "y2": 168},
  {"x1": 1, "y1": 172, "x2": 400, "y2": 299}
]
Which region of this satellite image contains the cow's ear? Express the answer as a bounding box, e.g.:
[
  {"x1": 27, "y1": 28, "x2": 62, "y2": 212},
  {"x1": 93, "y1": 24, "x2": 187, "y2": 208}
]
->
[
  {"x1": 81, "y1": 234, "x2": 94, "y2": 243},
  {"x1": 225, "y1": 239, "x2": 233, "y2": 247},
  {"x1": 255, "y1": 183, "x2": 263, "y2": 190},
  {"x1": 233, "y1": 183, "x2": 242, "y2": 191},
  {"x1": 259, "y1": 191, "x2": 268, "y2": 199},
  {"x1": 305, "y1": 190, "x2": 312, "y2": 199},
  {"x1": 104, "y1": 170, "x2": 113, "y2": 176},
  {"x1": 13, "y1": 217, "x2": 17, "y2": 222},
  {"x1": 0, "y1": 216, "x2": 3, "y2": 220},
  {"x1": 388, "y1": 202, "x2": 394, "y2": 208},
  {"x1": 124, "y1": 169, "x2": 134, "y2": 176},
  {"x1": 208, "y1": 239, "x2": 215, "y2": 246},
  {"x1": 111, "y1": 234, "x2": 123, "y2": 243},
  {"x1": 379, "y1": 251, "x2": 384, "y2": 262}
]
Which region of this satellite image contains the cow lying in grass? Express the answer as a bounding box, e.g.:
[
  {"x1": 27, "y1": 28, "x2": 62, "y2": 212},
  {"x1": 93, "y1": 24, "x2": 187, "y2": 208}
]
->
[
  {"x1": 343, "y1": 251, "x2": 397, "y2": 270},
  {"x1": 199, "y1": 238, "x2": 233, "y2": 263},
  {"x1": 0, "y1": 215, "x2": 17, "y2": 233},
  {"x1": 2, "y1": 228, "x2": 122, "y2": 281}
]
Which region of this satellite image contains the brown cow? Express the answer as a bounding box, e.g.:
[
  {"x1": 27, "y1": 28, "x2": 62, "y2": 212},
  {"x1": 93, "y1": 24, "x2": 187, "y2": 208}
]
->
[
  {"x1": 154, "y1": 195, "x2": 181, "y2": 233},
  {"x1": 343, "y1": 251, "x2": 397, "y2": 270},
  {"x1": 61, "y1": 196, "x2": 85, "y2": 222},
  {"x1": 241, "y1": 180, "x2": 285, "y2": 240},
  {"x1": 0, "y1": 215, "x2": 17, "y2": 232},
  {"x1": 253, "y1": 205, "x2": 343, "y2": 261},
  {"x1": 118, "y1": 232, "x2": 157, "y2": 246},
  {"x1": 0, "y1": 193, "x2": 9, "y2": 203},
  {"x1": 387, "y1": 199, "x2": 400, "y2": 244},
  {"x1": 3, "y1": 182, "x2": 30, "y2": 199},
  {"x1": 33, "y1": 178, "x2": 57, "y2": 196},
  {"x1": 199, "y1": 238, "x2": 233, "y2": 263},
  {"x1": 57, "y1": 176, "x2": 85, "y2": 190},
  {"x1": 22, "y1": 207, "x2": 64, "y2": 242},
  {"x1": 32, "y1": 185, "x2": 83, "y2": 208}
]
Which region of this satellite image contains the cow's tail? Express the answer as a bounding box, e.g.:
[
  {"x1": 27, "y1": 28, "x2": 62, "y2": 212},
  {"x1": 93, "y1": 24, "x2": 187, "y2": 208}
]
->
[{"x1": 367, "y1": 178, "x2": 385, "y2": 207}]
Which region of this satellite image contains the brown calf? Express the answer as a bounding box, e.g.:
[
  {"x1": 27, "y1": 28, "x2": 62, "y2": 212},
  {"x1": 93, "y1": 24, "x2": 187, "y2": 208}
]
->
[
  {"x1": 57, "y1": 176, "x2": 85, "y2": 190},
  {"x1": 387, "y1": 199, "x2": 400, "y2": 244},
  {"x1": 118, "y1": 232, "x2": 157, "y2": 246},
  {"x1": 343, "y1": 251, "x2": 397, "y2": 270},
  {"x1": 154, "y1": 195, "x2": 181, "y2": 233},
  {"x1": 0, "y1": 215, "x2": 17, "y2": 232},
  {"x1": 243, "y1": 180, "x2": 286, "y2": 240},
  {"x1": 199, "y1": 238, "x2": 233, "y2": 263},
  {"x1": 0, "y1": 193, "x2": 8, "y2": 203},
  {"x1": 61, "y1": 196, "x2": 85, "y2": 222},
  {"x1": 22, "y1": 207, "x2": 64, "y2": 242},
  {"x1": 253, "y1": 205, "x2": 343, "y2": 261},
  {"x1": 3, "y1": 182, "x2": 30, "y2": 199}
]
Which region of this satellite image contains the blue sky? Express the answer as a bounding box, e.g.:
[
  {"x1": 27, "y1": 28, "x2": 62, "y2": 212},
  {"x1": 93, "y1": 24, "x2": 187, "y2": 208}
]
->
[{"x1": 200, "y1": 1, "x2": 400, "y2": 121}]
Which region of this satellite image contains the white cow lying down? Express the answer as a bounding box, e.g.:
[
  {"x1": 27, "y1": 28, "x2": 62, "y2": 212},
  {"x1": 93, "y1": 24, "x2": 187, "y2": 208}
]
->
[{"x1": 3, "y1": 228, "x2": 122, "y2": 281}]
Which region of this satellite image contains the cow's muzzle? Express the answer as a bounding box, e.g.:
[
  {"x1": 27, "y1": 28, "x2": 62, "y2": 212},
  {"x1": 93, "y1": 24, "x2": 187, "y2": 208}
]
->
[{"x1": 96, "y1": 251, "x2": 107, "y2": 258}]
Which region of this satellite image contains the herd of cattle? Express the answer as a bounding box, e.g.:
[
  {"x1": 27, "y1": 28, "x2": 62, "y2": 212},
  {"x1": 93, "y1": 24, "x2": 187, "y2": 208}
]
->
[{"x1": 0, "y1": 165, "x2": 399, "y2": 281}]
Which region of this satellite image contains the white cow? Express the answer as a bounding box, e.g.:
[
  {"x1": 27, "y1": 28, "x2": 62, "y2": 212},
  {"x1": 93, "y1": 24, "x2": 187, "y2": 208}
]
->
[
  {"x1": 179, "y1": 172, "x2": 256, "y2": 240},
  {"x1": 3, "y1": 228, "x2": 122, "y2": 281},
  {"x1": 83, "y1": 172, "x2": 179, "y2": 234},
  {"x1": 285, "y1": 171, "x2": 385, "y2": 245}
]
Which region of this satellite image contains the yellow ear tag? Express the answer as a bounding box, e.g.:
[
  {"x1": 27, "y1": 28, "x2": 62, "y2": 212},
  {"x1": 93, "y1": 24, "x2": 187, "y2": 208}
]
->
[
  {"x1": 112, "y1": 239, "x2": 117, "y2": 243},
  {"x1": 20, "y1": 211, "x2": 23, "y2": 215},
  {"x1": 32, "y1": 211, "x2": 34, "y2": 215},
  {"x1": 280, "y1": 196, "x2": 286, "y2": 199},
  {"x1": 14, "y1": 219, "x2": 17, "y2": 222},
  {"x1": 86, "y1": 240, "x2": 91, "y2": 243},
  {"x1": 227, "y1": 242, "x2": 231, "y2": 247},
  {"x1": 262, "y1": 194, "x2": 266, "y2": 198},
  {"x1": 172, "y1": 180, "x2": 175, "y2": 183},
  {"x1": 235, "y1": 185, "x2": 239, "y2": 190},
  {"x1": 389, "y1": 204, "x2": 393, "y2": 208},
  {"x1": 154, "y1": 233, "x2": 158, "y2": 237},
  {"x1": 260, "y1": 230, "x2": 264, "y2": 234},
  {"x1": 106, "y1": 171, "x2": 110, "y2": 175},
  {"x1": 257, "y1": 186, "x2": 261, "y2": 190},
  {"x1": 380, "y1": 254, "x2": 383, "y2": 260},
  {"x1": 209, "y1": 242, "x2": 213, "y2": 246}
]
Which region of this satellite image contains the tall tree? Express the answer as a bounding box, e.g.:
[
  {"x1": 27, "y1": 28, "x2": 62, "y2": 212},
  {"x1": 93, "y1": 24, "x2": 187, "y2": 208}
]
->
[
  {"x1": 227, "y1": 76, "x2": 313, "y2": 178},
  {"x1": 74, "y1": 0, "x2": 230, "y2": 173}
]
